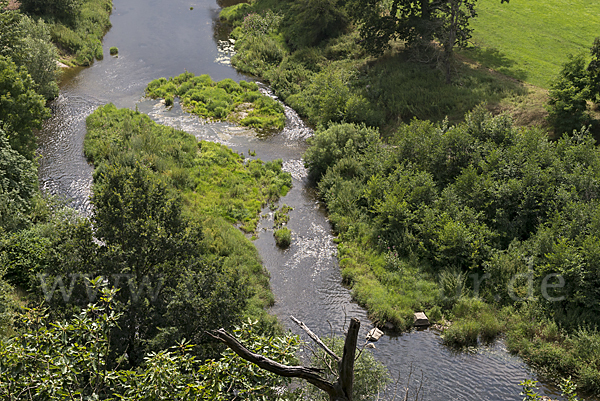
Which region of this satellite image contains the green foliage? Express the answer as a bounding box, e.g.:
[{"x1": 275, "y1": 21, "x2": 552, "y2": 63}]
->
[
  {"x1": 82, "y1": 104, "x2": 292, "y2": 364},
  {"x1": 0, "y1": 9, "x2": 59, "y2": 100},
  {"x1": 546, "y1": 54, "x2": 591, "y2": 135},
  {"x1": 304, "y1": 122, "x2": 380, "y2": 181},
  {"x1": 559, "y1": 377, "x2": 580, "y2": 401},
  {"x1": 17, "y1": 16, "x2": 60, "y2": 99},
  {"x1": 109, "y1": 46, "x2": 118, "y2": 55},
  {"x1": 145, "y1": 73, "x2": 286, "y2": 132},
  {"x1": 301, "y1": 336, "x2": 390, "y2": 401},
  {"x1": 305, "y1": 106, "x2": 600, "y2": 373},
  {"x1": 219, "y1": 2, "x2": 252, "y2": 23},
  {"x1": 0, "y1": 55, "x2": 49, "y2": 159},
  {"x1": 223, "y1": 0, "x2": 525, "y2": 130},
  {"x1": 520, "y1": 377, "x2": 581, "y2": 401},
  {"x1": 588, "y1": 37, "x2": 600, "y2": 103},
  {"x1": 274, "y1": 227, "x2": 291, "y2": 248},
  {"x1": 85, "y1": 104, "x2": 291, "y2": 230},
  {"x1": 520, "y1": 379, "x2": 542, "y2": 401},
  {"x1": 282, "y1": 0, "x2": 348, "y2": 49},
  {"x1": 199, "y1": 320, "x2": 302, "y2": 400},
  {"x1": 0, "y1": 130, "x2": 37, "y2": 232},
  {"x1": 0, "y1": 282, "x2": 119, "y2": 400},
  {"x1": 20, "y1": 0, "x2": 83, "y2": 25},
  {"x1": 346, "y1": 0, "x2": 478, "y2": 80},
  {"x1": 44, "y1": 0, "x2": 113, "y2": 66},
  {"x1": 0, "y1": 285, "x2": 302, "y2": 399},
  {"x1": 443, "y1": 298, "x2": 502, "y2": 345}
]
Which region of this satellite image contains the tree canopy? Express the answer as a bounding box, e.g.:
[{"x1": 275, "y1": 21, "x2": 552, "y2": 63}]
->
[{"x1": 0, "y1": 55, "x2": 49, "y2": 159}]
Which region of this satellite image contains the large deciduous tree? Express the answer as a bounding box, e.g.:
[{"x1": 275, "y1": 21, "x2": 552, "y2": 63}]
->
[
  {"x1": 0, "y1": 129, "x2": 37, "y2": 233},
  {"x1": 91, "y1": 162, "x2": 248, "y2": 366},
  {"x1": 0, "y1": 55, "x2": 49, "y2": 159},
  {"x1": 345, "y1": 0, "x2": 508, "y2": 82}
]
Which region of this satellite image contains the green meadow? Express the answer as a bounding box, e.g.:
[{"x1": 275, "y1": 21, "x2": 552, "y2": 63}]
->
[{"x1": 466, "y1": 0, "x2": 600, "y2": 88}]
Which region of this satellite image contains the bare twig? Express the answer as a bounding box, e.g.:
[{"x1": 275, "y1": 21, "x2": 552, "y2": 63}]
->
[
  {"x1": 291, "y1": 316, "x2": 341, "y2": 363},
  {"x1": 209, "y1": 318, "x2": 361, "y2": 401}
]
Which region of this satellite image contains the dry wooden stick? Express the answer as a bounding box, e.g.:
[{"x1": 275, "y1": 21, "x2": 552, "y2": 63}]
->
[{"x1": 291, "y1": 315, "x2": 341, "y2": 362}]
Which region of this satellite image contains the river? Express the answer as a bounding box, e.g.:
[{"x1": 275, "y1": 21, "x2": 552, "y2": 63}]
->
[{"x1": 37, "y1": 0, "x2": 564, "y2": 399}]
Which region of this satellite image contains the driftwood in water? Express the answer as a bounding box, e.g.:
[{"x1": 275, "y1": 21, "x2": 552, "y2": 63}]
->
[{"x1": 210, "y1": 317, "x2": 360, "y2": 401}]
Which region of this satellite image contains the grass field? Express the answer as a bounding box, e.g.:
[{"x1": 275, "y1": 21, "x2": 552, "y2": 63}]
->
[{"x1": 464, "y1": 0, "x2": 600, "y2": 88}]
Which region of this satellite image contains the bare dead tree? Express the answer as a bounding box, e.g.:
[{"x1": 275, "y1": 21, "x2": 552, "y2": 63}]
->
[{"x1": 210, "y1": 317, "x2": 361, "y2": 401}]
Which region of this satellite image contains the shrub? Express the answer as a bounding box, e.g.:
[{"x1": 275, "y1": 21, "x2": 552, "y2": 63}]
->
[
  {"x1": 546, "y1": 54, "x2": 591, "y2": 135},
  {"x1": 282, "y1": 0, "x2": 348, "y2": 49},
  {"x1": 304, "y1": 123, "x2": 381, "y2": 181},
  {"x1": 109, "y1": 46, "x2": 118, "y2": 55},
  {"x1": 274, "y1": 227, "x2": 291, "y2": 248}
]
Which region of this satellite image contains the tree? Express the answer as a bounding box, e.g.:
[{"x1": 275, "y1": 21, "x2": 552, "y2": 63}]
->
[
  {"x1": 546, "y1": 53, "x2": 591, "y2": 135},
  {"x1": 211, "y1": 317, "x2": 362, "y2": 401},
  {"x1": 0, "y1": 8, "x2": 58, "y2": 100},
  {"x1": 345, "y1": 0, "x2": 508, "y2": 82},
  {"x1": 18, "y1": 16, "x2": 59, "y2": 100},
  {"x1": 0, "y1": 6, "x2": 26, "y2": 62},
  {"x1": 0, "y1": 129, "x2": 37, "y2": 232},
  {"x1": 0, "y1": 55, "x2": 49, "y2": 159},
  {"x1": 283, "y1": 0, "x2": 349, "y2": 48},
  {"x1": 90, "y1": 162, "x2": 248, "y2": 366},
  {"x1": 435, "y1": 0, "x2": 478, "y2": 83},
  {"x1": 588, "y1": 37, "x2": 600, "y2": 104},
  {"x1": 19, "y1": 0, "x2": 83, "y2": 25}
]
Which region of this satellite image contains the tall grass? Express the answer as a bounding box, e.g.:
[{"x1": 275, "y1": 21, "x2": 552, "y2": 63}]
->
[{"x1": 146, "y1": 73, "x2": 286, "y2": 132}]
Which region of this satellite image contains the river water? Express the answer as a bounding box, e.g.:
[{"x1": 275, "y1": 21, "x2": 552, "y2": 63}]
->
[{"x1": 37, "y1": 0, "x2": 565, "y2": 399}]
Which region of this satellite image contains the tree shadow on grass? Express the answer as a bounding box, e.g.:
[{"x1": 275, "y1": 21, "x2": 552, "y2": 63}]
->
[
  {"x1": 358, "y1": 49, "x2": 529, "y2": 132},
  {"x1": 461, "y1": 46, "x2": 528, "y2": 82}
]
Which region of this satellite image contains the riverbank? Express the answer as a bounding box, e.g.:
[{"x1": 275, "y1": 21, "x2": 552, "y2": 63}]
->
[
  {"x1": 219, "y1": 0, "x2": 549, "y2": 135},
  {"x1": 221, "y1": 0, "x2": 600, "y2": 396},
  {"x1": 23, "y1": 0, "x2": 114, "y2": 66}
]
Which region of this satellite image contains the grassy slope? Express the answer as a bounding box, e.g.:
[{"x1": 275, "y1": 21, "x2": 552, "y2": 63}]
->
[{"x1": 466, "y1": 0, "x2": 600, "y2": 88}]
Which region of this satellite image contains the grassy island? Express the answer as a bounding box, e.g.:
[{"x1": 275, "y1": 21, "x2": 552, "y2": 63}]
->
[{"x1": 146, "y1": 72, "x2": 286, "y2": 133}]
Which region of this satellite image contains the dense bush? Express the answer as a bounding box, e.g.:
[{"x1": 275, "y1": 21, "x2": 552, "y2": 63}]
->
[
  {"x1": 0, "y1": 130, "x2": 37, "y2": 233},
  {"x1": 0, "y1": 55, "x2": 49, "y2": 159},
  {"x1": 305, "y1": 108, "x2": 600, "y2": 391},
  {"x1": 45, "y1": 0, "x2": 113, "y2": 66},
  {"x1": 19, "y1": 0, "x2": 83, "y2": 25},
  {"x1": 307, "y1": 107, "x2": 600, "y2": 327},
  {"x1": 546, "y1": 54, "x2": 591, "y2": 135},
  {"x1": 274, "y1": 227, "x2": 291, "y2": 248}
]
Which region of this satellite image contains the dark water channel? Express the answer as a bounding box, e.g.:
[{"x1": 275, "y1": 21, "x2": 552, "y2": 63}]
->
[{"x1": 37, "y1": 0, "x2": 565, "y2": 399}]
